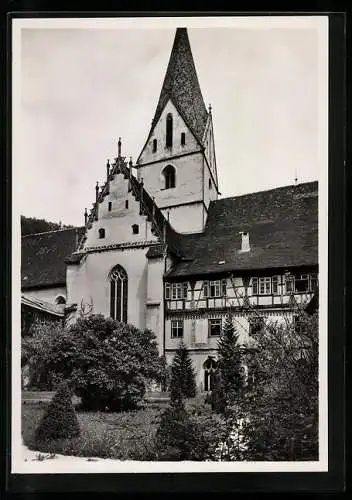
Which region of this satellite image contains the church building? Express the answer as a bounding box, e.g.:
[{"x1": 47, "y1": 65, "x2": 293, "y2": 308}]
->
[{"x1": 21, "y1": 28, "x2": 318, "y2": 391}]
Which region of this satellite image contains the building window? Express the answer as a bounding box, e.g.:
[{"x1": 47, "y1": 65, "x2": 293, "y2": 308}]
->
[
  {"x1": 209, "y1": 318, "x2": 222, "y2": 336},
  {"x1": 252, "y1": 276, "x2": 281, "y2": 295},
  {"x1": 171, "y1": 320, "x2": 183, "y2": 338},
  {"x1": 132, "y1": 224, "x2": 139, "y2": 235},
  {"x1": 209, "y1": 178, "x2": 212, "y2": 189},
  {"x1": 152, "y1": 138, "x2": 157, "y2": 153},
  {"x1": 125, "y1": 200, "x2": 129, "y2": 209},
  {"x1": 285, "y1": 273, "x2": 317, "y2": 294},
  {"x1": 162, "y1": 165, "x2": 176, "y2": 189},
  {"x1": 203, "y1": 279, "x2": 226, "y2": 298},
  {"x1": 203, "y1": 357, "x2": 217, "y2": 391},
  {"x1": 55, "y1": 295, "x2": 66, "y2": 305},
  {"x1": 98, "y1": 228, "x2": 105, "y2": 239},
  {"x1": 166, "y1": 113, "x2": 173, "y2": 148},
  {"x1": 110, "y1": 265, "x2": 128, "y2": 323},
  {"x1": 249, "y1": 316, "x2": 265, "y2": 336},
  {"x1": 181, "y1": 132, "x2": 186, "y2": 146},
  {"x1": 108, "y1": 201, "x2": 112, "y2": 212},
  {"x1": 165, "y1": 282, "x2": 188, "y2": 300}
]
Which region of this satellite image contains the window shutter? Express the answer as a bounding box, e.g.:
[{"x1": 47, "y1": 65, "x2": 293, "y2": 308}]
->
[
  {"x1": 203, "y1": 281, "x2": 209, "y2": 298},
  {"x1": 221, "y1": 279, "x2": 227, "y2": 296},
  {"x1": 183, "y1": 282, "x2": 188, "y2": 299},
  {"x1": 165, "y1": 283, "x2": 171, "y2": 299}
]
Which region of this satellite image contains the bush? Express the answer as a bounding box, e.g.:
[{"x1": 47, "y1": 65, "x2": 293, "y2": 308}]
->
[
  {"x1": 23, "y1": 314, "x2": 165, "y2": 411},
  {"x1": 238, "y1": 309, "x2": 319, "y2": 460},
  {"x1": 170, "y1": 341, "x2": 197, "y2": 402},
  {"x1": 34, "y1": 381, "x2": 80, "y2": 442},
  {"x1": 155, "y1": 399, "x2": 219, "y2": 461}
]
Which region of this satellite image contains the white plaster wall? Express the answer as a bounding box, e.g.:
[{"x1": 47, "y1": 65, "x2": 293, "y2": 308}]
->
[
  {"x1": 67, "y1": 247, "x2": 149, "y2": 330},
  {"x1": 161, "y1": 202, "x2": 205, "y2": 233},
  {"x1": 146, "y1": 257, "x2": 166, "y2": 353},
  {"x1": 22, "y1": 286, "x2": 66, "y2": 305},
  {"x1": 137, "y1": 99, "x2": 200, "y2": 166}
]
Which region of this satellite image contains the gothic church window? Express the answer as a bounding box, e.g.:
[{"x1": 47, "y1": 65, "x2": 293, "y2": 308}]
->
[
  {"x1": 171, "y1": 320, "x2": 183, "y2": 338},
  {"x1": 98, "y1": 228, "x2": 105, "y2": 239},
  {"x1": 132, "y1": 224, "x2": 139, "y2": 235},
  {"x1": 162, "y1": 165, "x2": 176, "y2": 189},
  {"x1": 152, "y1": 138, "x2": 157, "y2": 153},
  {"x1": 110, "y1": 265, "x2": 128, "y2": 323},
  {"x1": 181, "y1": 132, "x2": 186, "y2": 146},
  {"x1": 166, "y1": 113, "x2": 173, "y2": 148},
  {"x1": 203, "y1": 357, "x2": 217, "y2": 391}
]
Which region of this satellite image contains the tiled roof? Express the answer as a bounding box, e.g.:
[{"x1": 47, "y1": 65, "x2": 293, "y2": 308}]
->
[
  {"x1": 151, "y1": 28, "x2": 208, "y2": 143},
  {"x1": 166, "y1": 181, "x2": 318, "y2": 278},
  {"x1": 21, "y1": 227, "x2": 85, "y2": 289},
  {"x1": 21, "y1": 295, "x2": 64, "y2": 317}
]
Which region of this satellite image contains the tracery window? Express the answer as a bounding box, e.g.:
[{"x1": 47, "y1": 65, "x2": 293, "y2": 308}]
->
[
  {"x1": 110, "y1": 265, "x2": 128, "y2": 323},
  {"x1": 203, "y1": 357, "x2": 217, "y2": 391}
]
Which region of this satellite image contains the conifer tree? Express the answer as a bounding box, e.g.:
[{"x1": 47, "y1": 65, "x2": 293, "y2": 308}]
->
[
  {"x1": 211, "y1": 312, "x2": 244, "y2": 413},
  {"x1": 170, "y1": 341, "x2": 197, "y2": 402},
  {"x1": 34, "y1": 381, "x2": 80, "y2": 442}
]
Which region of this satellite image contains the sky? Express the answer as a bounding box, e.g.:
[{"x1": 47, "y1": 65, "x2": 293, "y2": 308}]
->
[{"x1": 14, "y1": 17, "x2": 328, "y2": 227}]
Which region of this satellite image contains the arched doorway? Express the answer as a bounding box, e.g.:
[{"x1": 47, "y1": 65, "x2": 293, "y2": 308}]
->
[
  {"x1": 203, "y1": 357, "x2": 217, "y2": 392},
  {"x1": 109, "y1": 265, "x2": 128, "y2": 323}
]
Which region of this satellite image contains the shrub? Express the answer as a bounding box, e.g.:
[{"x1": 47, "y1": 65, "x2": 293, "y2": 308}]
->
[
  {"x1": 23, "y1": 314, "x2": 165, "y2": 411},
  {"x1": 238, "y1": 309, "x2": 319, "y2": 460},
  {"x1": 170, "y1": 341, "x2": 197, "y2": 402},
  {"x1": 155, "y1": 399, "x2": 219, "y2": 461},
  {"x1": 34, "y1": 381, "x2": 80, "y2": 442}
]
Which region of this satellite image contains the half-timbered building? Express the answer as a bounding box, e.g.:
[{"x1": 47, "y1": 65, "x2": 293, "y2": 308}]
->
[{"x1": 21, "y1": 27, "x2": 318, "y2": 391}]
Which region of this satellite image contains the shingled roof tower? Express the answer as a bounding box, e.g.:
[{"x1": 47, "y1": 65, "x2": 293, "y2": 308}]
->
[{"x1": 137, "y1": 27, "x2": 219, "y2": 233}]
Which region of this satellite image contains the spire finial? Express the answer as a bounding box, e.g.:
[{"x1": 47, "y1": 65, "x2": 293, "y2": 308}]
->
[{"x1": 118, "y1": 137, "x2": 122, "y2": 158}]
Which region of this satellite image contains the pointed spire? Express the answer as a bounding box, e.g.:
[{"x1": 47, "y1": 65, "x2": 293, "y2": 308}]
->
[
  {"x1": 118, "y1": 137, "x2": 122, "y2": 158},
  {"x1": 151, "y1": 27, "x2": 208, "y2": 142}
]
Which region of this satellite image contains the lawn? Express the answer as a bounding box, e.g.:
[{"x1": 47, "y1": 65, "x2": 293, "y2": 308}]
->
[
  {"x1": 22, "y1": 396, "x2": 211, "y2": 461},
  {"x1": 22, "y1": 402, "x2": 163, "y2": 460}
]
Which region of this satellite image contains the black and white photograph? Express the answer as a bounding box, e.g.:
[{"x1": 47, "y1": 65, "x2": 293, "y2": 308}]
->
[{"x1": 11, "y1": 15, "x2": 329, "y2": 474}]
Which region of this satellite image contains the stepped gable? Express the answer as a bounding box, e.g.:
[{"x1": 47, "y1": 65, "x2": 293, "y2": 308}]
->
[
  {"x1": 166, "y1": 181, "x2": 319, "y2": 278},
  {"x1": 22, "y1": 227, "x2": 85, "y2": 289}
]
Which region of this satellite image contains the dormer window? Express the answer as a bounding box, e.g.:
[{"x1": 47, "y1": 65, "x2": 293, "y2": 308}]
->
[
  {"x1": 152, "y1": 138, "x2": 157, "y2": 153},
  {"x1": 162, "y1": 165, "x2": 176, "y2": 189},
  {"x1": 166, "y1": 113, "x2": 173, "y2": 148},
  {"x1": 181, "y1": 132, "x2": 186, "y2": 146},
  {"x1": 132, "y1": 224, "x2": 139, "y2": 235},
  {"x1": 98, "y1": 228, "x2": 105, "y2": 239}
]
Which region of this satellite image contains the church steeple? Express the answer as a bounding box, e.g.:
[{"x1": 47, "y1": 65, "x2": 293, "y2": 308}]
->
[
  {"x1": 136, "y1": 27, "x2": 219, "y2": 234},
  {"x1": 151, "y1": 27, "x2": 208, "y2": 143}
]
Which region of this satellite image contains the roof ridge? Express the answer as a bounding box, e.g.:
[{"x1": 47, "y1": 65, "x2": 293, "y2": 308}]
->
[
  {"x1": 213, "y1": 181, "x2": 319, "y2": 203},
  {"x1": 22, "y1": 226, "x2": 84, "y2": 238}
]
